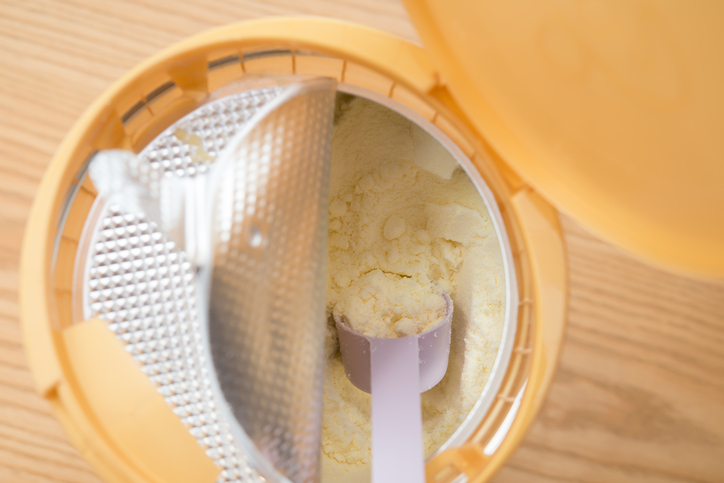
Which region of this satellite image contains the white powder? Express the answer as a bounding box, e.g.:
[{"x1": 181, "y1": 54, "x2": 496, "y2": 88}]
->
[{"x1": 322, "y1": 97, "x2": 505, "y2": 482}]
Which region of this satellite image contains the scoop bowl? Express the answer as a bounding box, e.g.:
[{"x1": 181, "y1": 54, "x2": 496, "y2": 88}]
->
[{"x1": 334, "y1": 292, "x2": 453, "y2": 394}]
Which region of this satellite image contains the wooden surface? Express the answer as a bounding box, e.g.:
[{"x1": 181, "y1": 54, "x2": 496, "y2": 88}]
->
[{"x1": 1, "y1": 1, "x2": 723, "y2": 482}]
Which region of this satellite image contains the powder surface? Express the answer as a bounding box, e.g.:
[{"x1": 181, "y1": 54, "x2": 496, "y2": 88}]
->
[
  {"x1": 333, "y1": 269, "x2": 446, "y2": 338},
  {"x1": 322, "y1": 97, "x2": 505, "y2": 482}
]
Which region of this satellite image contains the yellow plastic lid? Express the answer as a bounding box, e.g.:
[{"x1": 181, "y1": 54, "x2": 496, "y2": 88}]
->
[{"x1": 405, "y1": 0, "x2": 724, "y2": 277}]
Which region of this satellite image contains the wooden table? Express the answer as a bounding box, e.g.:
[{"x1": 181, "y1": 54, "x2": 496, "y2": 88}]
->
[{"x1": 1, "y1": 1, "x2": 723, "y2": 482}]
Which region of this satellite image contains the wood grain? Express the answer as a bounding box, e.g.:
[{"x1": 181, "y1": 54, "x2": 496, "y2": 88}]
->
[{"x1": 0, "y1": 1, "x2": 722, "y2": 482}]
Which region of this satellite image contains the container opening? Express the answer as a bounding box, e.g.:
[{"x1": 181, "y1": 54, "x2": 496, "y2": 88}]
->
[{"x1": 50, "y1": 57, "x2": 526, "y2": 482}]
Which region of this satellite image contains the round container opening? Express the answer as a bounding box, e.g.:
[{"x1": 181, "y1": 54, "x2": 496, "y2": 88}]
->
[{"x1": 67, "y1": 76, "x2": 518, "y2": 482}]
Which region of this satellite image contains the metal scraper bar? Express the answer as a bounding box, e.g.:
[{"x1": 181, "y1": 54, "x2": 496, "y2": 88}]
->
[{"x1": 201, "y1": 77, "x2": 336, "y2": 483}]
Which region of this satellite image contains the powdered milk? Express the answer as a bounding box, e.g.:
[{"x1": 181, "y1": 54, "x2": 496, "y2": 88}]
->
[{"x1": 322, "y1": 96, "x2": 505, "y2": 482}]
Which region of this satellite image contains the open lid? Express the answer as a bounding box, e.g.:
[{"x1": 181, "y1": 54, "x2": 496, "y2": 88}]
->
[{"x1": 404, "y1": 0, "x2": 724, "y2": 277}]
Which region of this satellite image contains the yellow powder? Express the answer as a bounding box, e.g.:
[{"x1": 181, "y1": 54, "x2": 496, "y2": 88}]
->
[
  {"x1": 322, "y1": 97, "x2": 505, "y2": 482},
  {"x1": 333, "y1": 269, "x2": 446, "y2": 338}
]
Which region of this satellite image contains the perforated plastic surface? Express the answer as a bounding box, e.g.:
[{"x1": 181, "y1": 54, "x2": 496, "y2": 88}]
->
[
  {"x1": 87, "y1": 206, "x2": 259, "y2": 483},
  {"x1": 145, "y1": 85, "x2": 284, "y2": 177}
]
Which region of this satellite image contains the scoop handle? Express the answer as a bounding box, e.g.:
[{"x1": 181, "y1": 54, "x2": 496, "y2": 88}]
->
[{"x1": 370, "y1": 336, "x2": 425, "y2": 483}]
